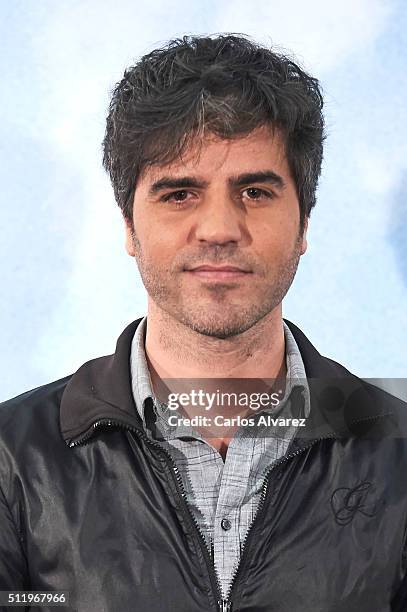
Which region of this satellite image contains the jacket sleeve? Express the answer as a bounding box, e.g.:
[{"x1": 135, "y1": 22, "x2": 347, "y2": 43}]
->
[
  {"x1": 391, "y1": 522, "x2": 407, "y2": 612},
  {"x1": 392, "y1": 571, "x2": 407, "y2": 611},
  {"x1": 0, "y1": 479, "x2": 28, "y2": 589}
]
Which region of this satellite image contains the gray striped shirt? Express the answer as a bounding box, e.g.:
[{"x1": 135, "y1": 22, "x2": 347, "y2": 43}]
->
[{"x1": 130, "y1": 317, "x2": 310, "y2": 598}]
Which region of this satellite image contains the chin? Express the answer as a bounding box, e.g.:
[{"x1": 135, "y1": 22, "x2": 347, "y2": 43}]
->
[
  {"x1": 180, "y1": 314, "x2": 262, "y2": 339},
  {"x1": 155, "y1": 293, "x2": 278, "y2": 339}
]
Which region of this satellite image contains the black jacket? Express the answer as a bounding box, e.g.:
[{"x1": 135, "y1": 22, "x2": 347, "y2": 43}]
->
[{"x1": 1, "y1": 318, "x2": 407, "y2": 612}]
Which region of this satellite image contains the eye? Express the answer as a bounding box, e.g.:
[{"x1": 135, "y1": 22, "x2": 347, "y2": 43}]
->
[
  {"x1": 161, "y1": 190, "x2": 190, "y2": 203},
  {"x1": 242, "y1": 187, "x2": 273, "y2": 201}
]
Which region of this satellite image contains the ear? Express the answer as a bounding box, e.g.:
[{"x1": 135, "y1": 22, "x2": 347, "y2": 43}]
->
[
  {"x1": 300, "y1": 216, "x2": 308, "y2": 256},
  {"x1": 124, "y1": 217, "x2": 136, "y2": 257}
]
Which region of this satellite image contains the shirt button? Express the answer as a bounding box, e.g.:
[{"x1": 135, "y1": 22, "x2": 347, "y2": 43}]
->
[{"x1": 221, "y1": 518, "x2": 232, "y2": 531}]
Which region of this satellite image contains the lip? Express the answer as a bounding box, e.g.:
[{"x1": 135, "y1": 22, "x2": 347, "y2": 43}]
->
[{"x1": 185, "y1": 265, "x2": 252, "y2": 280}]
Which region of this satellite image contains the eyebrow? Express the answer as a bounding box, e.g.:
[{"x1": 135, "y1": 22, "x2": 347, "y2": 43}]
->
[
  {"x1": 228, "y1": 171, "x2": 285, "y2": 189},
  {"x1": 147, "y1": 170, "x2": 285, "y2": 196},
  {"x1": 148, "y1": 177, "x2": 209, "y2": 196}
]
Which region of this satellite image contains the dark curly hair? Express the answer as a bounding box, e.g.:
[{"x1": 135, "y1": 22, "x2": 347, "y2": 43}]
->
[{"x1": 102, "y1": 34, "x2": 325, "y2": 232}]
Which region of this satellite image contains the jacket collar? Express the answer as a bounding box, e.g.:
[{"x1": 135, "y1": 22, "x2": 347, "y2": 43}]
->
[
  {"x1": 60, "y1": 318, "x2": 396, "y2": 446},
  {"x1": 60, "y1": 319, "x2": 142, "y2": 444}
]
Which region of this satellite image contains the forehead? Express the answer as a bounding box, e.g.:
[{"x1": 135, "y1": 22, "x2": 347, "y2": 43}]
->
[{"x1": 140, "y1": 125, "x2": 289, "y2": 182}]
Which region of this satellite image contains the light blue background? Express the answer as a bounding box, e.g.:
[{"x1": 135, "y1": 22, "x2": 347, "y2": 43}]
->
[{"x1": 1, "y1": 0, "x2": 406, "y2": 402}]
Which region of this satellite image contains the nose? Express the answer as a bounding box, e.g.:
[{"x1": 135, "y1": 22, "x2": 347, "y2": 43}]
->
[{"x1": 193, "y1": 192, "x2": 243, "y2": 245}]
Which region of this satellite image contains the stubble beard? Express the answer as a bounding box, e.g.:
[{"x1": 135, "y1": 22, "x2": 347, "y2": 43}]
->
[{"x1": 131, "y1": 229, "x2": 303, "y2": 339}]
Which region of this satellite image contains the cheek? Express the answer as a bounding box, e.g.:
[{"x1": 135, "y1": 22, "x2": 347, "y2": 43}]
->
[
  {"x1": 251, "y1": 224, "x2": 295, "y2": 257},
  {"x1": 255, "y1": 206, "x2": 300, "y2": 248},
  {"x1": 138, "y1": 229, "x2": 182, "y2": 268}
]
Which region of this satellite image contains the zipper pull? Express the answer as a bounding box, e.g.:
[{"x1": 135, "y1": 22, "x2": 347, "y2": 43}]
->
[{"x1": 219, "y1": 600, "x2": 231, "y2": 612}]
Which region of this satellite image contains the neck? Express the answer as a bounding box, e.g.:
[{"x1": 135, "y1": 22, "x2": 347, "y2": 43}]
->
[
  {"x1": 144, "y1": 300, "x2": 286, "y2": 381},
  {"x1": 144, "y1": 301, "x2": 287, "y2": 459}
]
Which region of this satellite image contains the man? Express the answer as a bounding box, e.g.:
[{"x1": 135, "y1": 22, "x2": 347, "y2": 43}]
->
[{"x1": 1, "y1": 34, "x2": 406, "y2": 612}]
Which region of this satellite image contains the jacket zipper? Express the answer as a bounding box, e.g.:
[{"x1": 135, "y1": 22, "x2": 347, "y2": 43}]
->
[{"x1": 69, "y1": 413, "x2": 386, "y2": 611}]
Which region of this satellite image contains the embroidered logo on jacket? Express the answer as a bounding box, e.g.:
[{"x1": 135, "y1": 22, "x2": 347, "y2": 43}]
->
[{"x1": 330, "y1": 481, "x2": 378, "y2": 526}]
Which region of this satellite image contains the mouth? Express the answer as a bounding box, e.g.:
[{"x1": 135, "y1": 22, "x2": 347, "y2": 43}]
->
[{"x1": 184, "y1": 264, "x2": 252, "y2": 280}]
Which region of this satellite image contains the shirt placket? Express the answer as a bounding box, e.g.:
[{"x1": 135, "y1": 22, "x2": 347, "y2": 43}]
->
[{"x1": 212, "y1": 430, "x2": 254, "y2": 598}]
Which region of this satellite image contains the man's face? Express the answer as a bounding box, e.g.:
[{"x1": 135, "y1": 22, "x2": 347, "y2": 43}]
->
[{"x1": 125, "y1": 125, "x2": 308, "y2": 339}]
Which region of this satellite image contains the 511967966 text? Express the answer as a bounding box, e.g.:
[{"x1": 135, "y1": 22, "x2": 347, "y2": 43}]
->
[{"x1": 0, "y1": 591, "x2": 69, "y2": 607}]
